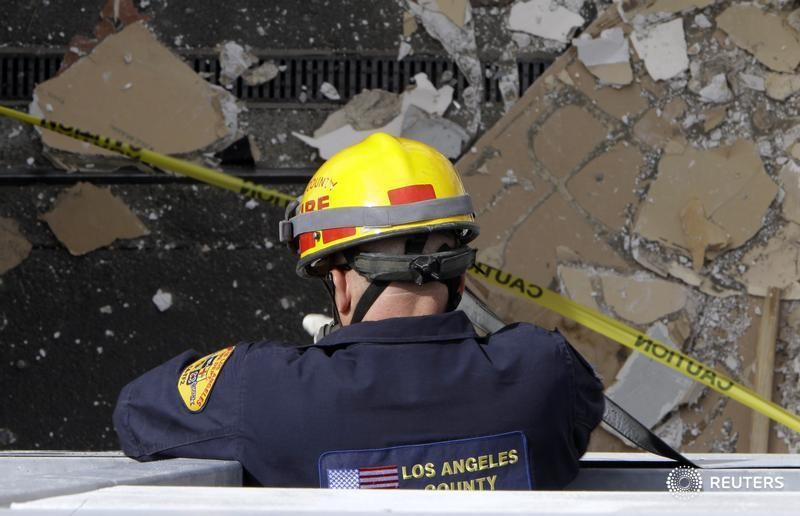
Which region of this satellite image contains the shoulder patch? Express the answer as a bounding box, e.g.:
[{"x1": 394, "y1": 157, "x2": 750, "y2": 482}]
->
[{"x1": 177, "y1": 346, "x2": 235, "y2": 412}]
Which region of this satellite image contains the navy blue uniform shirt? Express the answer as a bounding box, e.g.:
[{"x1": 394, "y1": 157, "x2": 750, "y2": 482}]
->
[{"x1": 113, "y1": 311, "x2": 604, "y2": 490}]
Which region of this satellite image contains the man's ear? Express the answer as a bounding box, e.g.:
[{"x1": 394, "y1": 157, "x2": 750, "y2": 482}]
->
[
  {"x1": 458, "y1": 272, "x2": 466, "y2": 295},
  {"x1": 330, "y1": 268, "x2": 352, "y2": 323}
]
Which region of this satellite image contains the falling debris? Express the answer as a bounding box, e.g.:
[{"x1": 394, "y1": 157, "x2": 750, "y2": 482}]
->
[
  {"x1": 716, "y1": 5, "x2": 800, "y2": 73},
  {"x1": 573, "y1": 28, "x2": 632, "y2": 86},
  {"x1": 508, "y1": 0, "x2": 585, "y2": 43},
  {"x1": 152, "y1": 289, "x2": 173, "y2": 312},
  {"x1": 294, "y1": 73, "x2": 461, "y2": 159},
  {"x1": 0, "y1": 218, "x2": 32, "y2": 275},
  {"x1": 606, "y1": 322, "x2": 702, "y2": 431},
  {"x1": 242, "y1": 61, "x2": 279, "y2": 86},
  {"x1": 39, "y1": 182, "x2": 149, "y2": 256},
  {"x1": 31, "y1": 22, "x2": 239, "y2": 172},
  {"x1": 320, "y1": 82, "x2": 341, "y2": 101},
  {"x1": 634, "y1": 141, "x2": 778, "y2": 270},
  {"x1": 631, "y1": 19, "x2": 688, "y2": 81},
  {"x1": 218, "y1": 41, "x2": 258, "y2": 87}
]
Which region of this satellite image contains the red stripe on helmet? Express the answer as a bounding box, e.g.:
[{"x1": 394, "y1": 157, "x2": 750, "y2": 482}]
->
[
  {"x1": 322, "y1": 227, "x2": 356, "y2": 244},
  {"x1": 298, "y1": 232, "x2": 316, "y2": 253},
  {"x1": 387, "y1": 184, "x2": 436, "y2": 205}
]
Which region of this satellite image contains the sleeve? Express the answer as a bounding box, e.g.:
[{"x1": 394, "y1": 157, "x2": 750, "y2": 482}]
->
[
  {"x1": 563, "y1": 339, "x2": 605, "y2": 458},
  {"x1": 112, "y1": 345, "x2": 245, "y2": 462}
]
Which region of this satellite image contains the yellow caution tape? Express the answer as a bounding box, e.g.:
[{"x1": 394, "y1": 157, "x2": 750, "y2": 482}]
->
[
  {"x1": 2, "y1": 103, "x2": 798, "y2": 434},
  {"x1": 467, "y1": 261, "x2": 800, "y2": 434},
  {"x1": 0, "y1": 105, "x2": 295, "y2": 208}
]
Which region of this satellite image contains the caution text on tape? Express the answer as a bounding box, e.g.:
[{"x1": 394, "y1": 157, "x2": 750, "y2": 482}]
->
[{"x1": 467, "y1": 261, "x2": 800, "y2": 434}]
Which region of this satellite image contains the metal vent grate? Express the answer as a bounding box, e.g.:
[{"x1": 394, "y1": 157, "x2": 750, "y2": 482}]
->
[{"x1": 0, "y1": 50, "x2": 551, "y2": 103}]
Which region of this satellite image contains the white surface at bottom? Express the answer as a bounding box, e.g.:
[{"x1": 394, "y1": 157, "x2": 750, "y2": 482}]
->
[{"x1": 10, "y1": 485, "x2": 800, "y2": 515}]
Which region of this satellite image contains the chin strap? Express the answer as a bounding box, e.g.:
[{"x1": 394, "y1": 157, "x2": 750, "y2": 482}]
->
[{"x1": 346, "y1": 234, "x2": 476, "y2": 324}]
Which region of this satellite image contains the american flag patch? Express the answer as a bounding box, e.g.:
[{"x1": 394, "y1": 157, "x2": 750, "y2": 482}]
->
[{"x1": 326, "y1": 465, "x2": 400, "y2": 489}]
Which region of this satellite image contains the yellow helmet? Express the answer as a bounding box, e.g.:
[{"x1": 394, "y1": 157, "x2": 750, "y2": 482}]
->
[{"x1": 279, "y1": 133, "x2": 479, "y2": 278}]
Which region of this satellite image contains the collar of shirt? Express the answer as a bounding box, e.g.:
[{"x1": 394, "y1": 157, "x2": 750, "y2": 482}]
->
[{"x1": 313, "y1": 310, "x2": 478, "y2": 347}]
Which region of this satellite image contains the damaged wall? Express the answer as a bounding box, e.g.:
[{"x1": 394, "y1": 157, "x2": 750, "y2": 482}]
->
[
  {"x1": 0, "y1": 0, "x2": 600, "y2": 450},
  {"x1": 459, "y1": 1, "x2": 800, "y2": 453},
  {"x1": 4, "y1": 0, "x2": 799, "y2": 456}
]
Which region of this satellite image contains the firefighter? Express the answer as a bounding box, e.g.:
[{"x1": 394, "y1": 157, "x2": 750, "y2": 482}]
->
[{"x1": 113, "y1": 133, "x2": 603, "y2": 490}]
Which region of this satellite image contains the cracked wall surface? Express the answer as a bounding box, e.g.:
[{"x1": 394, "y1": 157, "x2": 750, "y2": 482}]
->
[{"x1": 459, "y1": 2, "x2": 800, "y2": 453}]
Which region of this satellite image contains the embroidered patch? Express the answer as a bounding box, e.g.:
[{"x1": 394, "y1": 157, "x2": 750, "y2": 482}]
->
[
  {"x1": 177, "y1": 346, "x2": 234, "y2": 412},
  {"x1": 319, "y1": 432, "x2": 532, "y2": 491}
]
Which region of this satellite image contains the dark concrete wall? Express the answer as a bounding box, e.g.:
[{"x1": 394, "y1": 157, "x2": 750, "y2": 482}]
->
[{"x1": 1, "y1": 184, "x2": 329, "y2": 450}]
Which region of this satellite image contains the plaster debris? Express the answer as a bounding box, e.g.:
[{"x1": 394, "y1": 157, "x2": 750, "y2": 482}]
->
[
  {"x1": 432, "y1": 0, "x2": 469, "y2": 27},
  {"x1": 631, "y1": 19, "x2": 689, "y2": 81},
  {"x1": 634, "y1": 141, "x2": 778, "y2": 270},
  {"x1": 218, "y1": 41, "x2": 258, "y2": 87},
  {"x1": 242, "y1": 61, "x2": 279, "y2": 86},
  {"x1": 450, "y1": 0, "x2": 800, "y2": 452},
  {"x1": 59, "y1": 0, "x2": 149, "y2": 73},
  {"x1": 558, "y1": 265, "x2": 601, "y2": 312},
  {"x1": 607, "y1": 322, "x2": 702, "y2": 431},
  {"x1": 716, "y1": 5, "x2": 800, "y2": 73},
  {"x1": 0, "y1": 218, "x2": 32, "y2": 275},
  {"x1": 765, "y1": 73, "x2": 800, "y2": 102},
  {"x1": 693, "y1": 13, "x2": 712, "y2": 29},
  {"x1": 398, "y1": 39, "x2": 413, "y2": 61},
  {"x1": 295, "y1": 73, "x2": 460, "y2": 159},
  {"x1": 560, "y1": 266, "x2": 688, "y2": 325},
  {"x1": 401, "y1": 105, "x2": 469, "y2": 158},
  {"x1": 789, "y1": 8, "x2": 800, "y2": 33},
  {"x1": 601, "y1": 274, "x2": 689, "y2": 325},
  {"x1": 407, "y1": 0, "x2": 482, "y2": 135},
  {"x1": 508, "y1": 0, "x2": 584, "y2": 43},
  {"x1": 573, "y1": 28, "x2": 632, "y2": 86},
  {"x1": 738, "y1": 73, "x2": 765, "y2": 92},
  {"x1": 152, "y1": 289, "x2": 173, "y2": 312},
  {"x1": 319, "y1": 82, "x2": 341, "y2": 101},
  {"x1": 780, "y1": 163, "x2": 800, "y2": 226},
  {"x1": 39, "y1": 182, "x2": 149, "y2": 256},
  {"x1": 616, "y1": 0, "x2": 713, "y2": 20},
  {"x1": 403, "y1": 10, "x2": 418, "y2": 36},
  {"x1": 679, "y1": 198, "x2": 729, "y2": 272},
  {"x1": 32, "y1": 22, "x2": 239, "y2": 172},
  {"x1": 702, "y1": 105, "x2": 727, "y2": 133},
  {"x1": 736, "y1": 222, "x2": 800, "y2": 299},
  {"x1": 698, "y1": 73, "x2": 733, "y2": 104}
]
